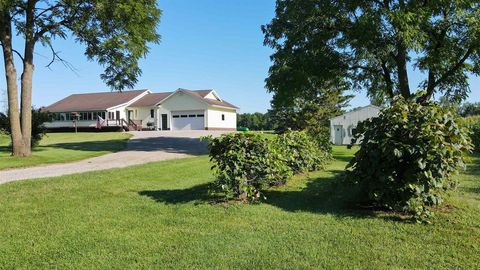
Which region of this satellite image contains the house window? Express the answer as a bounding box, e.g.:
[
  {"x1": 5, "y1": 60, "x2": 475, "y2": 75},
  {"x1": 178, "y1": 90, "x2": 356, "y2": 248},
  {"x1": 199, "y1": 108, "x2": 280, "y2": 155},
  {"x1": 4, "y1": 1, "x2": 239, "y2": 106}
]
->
[
  {"x1": 197, "y1": 114, "x2": 204, "y2": 117},
  {"x1": 180, "y1": 115, "x2": 188, "y2": 118},
  {"x1": 150, "y1": 109, "x2": 154, "y2": 118},
  {"x1": 173, "y1": 115, "x2": 180, "y2": 118},
  {"x1": 221, "y1": 114, "x2": 225, "y2": 121},
  {"x1": 188, "y1": 114, "x2": 196, "y2": 117}
]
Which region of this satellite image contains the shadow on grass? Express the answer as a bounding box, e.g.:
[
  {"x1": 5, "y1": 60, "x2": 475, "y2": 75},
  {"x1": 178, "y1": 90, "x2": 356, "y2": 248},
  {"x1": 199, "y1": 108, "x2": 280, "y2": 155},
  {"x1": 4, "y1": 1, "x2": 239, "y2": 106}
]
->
[
  {"x1": 45, "y1": 136, "x2": 208, "y2": 155},
  {"x1": 332, "y1": 155, "x2": 353, "y2": 163},
  {"x1": 1, "y1": 139, "x2": 128, "y2": 155},
  {"x1": 138, "y1": 169, "x2": 411, "y2": 222},
  {"x1": 44, "y1": 139, "x2": 128, "y2": 152},
  {"x1": 464, "y1": 155, "x2": 480, "y2": 177},
  {"x1": 139, "y1": 183, "x2": 215, "y2": 205}
]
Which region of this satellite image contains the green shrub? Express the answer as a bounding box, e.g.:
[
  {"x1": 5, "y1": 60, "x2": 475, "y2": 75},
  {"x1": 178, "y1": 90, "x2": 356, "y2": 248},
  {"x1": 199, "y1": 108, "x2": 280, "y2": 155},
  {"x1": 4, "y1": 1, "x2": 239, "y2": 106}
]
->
[
  {"x1": 205, "y1": 133, "x2": 292, "y2": 202},
  {"x1": 460, "y1": 116, "x2": 480, "y2": 152},
  {"x1": 346, "y1": 95, "x2": 472, "y2": 220},
  {"x1": 0, "y1": 109, "x2": 52, "y2": 147},
  {"x1": 275, "y1": 130, "x2": 329, "y2": 174},
  {"x1": 472, "y1": 124, "x2": 480, "y2": 152}
]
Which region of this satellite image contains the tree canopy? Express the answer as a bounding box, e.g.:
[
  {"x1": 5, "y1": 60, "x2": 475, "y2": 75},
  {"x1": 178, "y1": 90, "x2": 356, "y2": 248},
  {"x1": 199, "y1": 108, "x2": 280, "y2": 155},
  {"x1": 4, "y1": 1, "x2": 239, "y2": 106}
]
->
[
  {"x1": 458, "y1": 102, "x2": 480, "y2": 117},
  {"x1": 263, "y1": 0, "x2": 480, "y2": 105},
  {"x1": 1, "y1": 0, "x2": 161, "y2": 156}
]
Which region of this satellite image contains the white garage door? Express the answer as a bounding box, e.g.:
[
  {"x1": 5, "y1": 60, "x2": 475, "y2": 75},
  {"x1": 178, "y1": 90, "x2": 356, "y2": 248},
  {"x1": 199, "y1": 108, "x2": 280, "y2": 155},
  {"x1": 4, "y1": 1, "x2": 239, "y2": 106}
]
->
[{"x1": 171, "y1": 110, "x2": 205, "y2": 130}]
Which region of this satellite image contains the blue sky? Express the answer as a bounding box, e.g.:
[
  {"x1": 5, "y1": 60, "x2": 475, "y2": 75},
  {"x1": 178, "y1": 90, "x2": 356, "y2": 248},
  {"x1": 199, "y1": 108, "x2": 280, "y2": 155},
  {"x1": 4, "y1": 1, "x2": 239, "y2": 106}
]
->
[{"x1": 2, "y1": 0, "x2": 480, "y2": 113}]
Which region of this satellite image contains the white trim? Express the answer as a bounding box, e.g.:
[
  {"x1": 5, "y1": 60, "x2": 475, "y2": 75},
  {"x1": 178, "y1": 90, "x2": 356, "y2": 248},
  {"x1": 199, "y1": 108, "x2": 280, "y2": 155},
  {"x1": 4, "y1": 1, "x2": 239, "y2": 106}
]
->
[
  {"x1": 159, "y1": 88, "x2": 211, "y2": 107},
  {"x1": 106, "y1": 89, "x2": 152, "y2": 111},
  {"x1": 207, "y1": 89, "x2": 223, "y2": 102}
]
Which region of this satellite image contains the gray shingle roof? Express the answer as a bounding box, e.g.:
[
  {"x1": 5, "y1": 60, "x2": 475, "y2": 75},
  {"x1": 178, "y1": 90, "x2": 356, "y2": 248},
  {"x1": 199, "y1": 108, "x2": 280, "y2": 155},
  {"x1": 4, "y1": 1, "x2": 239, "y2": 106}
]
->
[{"x1": 44, "y1": 90, "x2": 149, "y2": 112}]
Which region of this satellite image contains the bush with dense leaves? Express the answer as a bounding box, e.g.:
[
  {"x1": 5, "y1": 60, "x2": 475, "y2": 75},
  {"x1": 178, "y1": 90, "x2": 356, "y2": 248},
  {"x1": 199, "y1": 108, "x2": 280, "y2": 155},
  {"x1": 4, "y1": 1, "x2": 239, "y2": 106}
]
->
[
  {"x1": 205, "y1": 133, "x2": 292, "y2": 201},
  {"x1": 346, "y1": 95, "x2": 472, "y2": 220},
  {"x1": 0, "y1": 109, "x2": 52, "y2": 147},
  {"x1": 206, "y1": 131, "x2": 329, "y2": 202},
  {"x1": 460, "y1": 116, "x2": 480, "y2": 152},
  {"x1": 275, "y1": 130, "x2": 330, "y2": 174}
]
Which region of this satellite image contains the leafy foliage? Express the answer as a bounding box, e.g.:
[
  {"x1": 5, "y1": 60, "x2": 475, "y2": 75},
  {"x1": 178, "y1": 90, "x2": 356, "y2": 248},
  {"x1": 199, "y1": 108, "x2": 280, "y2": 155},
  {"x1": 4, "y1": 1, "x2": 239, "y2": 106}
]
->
[
  {"x1": 205, "y1": 133, "x2": 292, "y2": 202},
  {"x1": 269, "y1": 88, "x2": 350, "y2": 153},
  {"x1": 237, "y1": 112, "x2": 275, "y2": 131},
  {"x1": 458, "y1": 102, "x2": 480, "y2": 117},
  {"x1": 1, "y1": 1, "x2": 161, "y2": 90},
  {"x1": 263, "y1": 0, "x2": 480, "y2": 105},
  {"x1": 460, "y1": 116, "x2": 480, "y2": 152},
  {"x1": 346, "y1": 95, "x2": 472, "y2": 220},
  {"x1": 0, "y1": 109, "x2": 52, "y2": 147},
  {"x1": 205, "y1": 131, "x2": 330, "y2": 202},
  {"x1": 275, "y1": 130, "x2": 330, "y2": 174}
]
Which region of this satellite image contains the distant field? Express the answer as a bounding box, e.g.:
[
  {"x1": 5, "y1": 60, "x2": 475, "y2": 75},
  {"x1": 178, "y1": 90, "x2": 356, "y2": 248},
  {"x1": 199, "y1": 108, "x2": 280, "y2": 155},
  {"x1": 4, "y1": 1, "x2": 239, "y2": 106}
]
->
[{"x1": 0, "y1": 132, "x2": 132, "y2": 170}]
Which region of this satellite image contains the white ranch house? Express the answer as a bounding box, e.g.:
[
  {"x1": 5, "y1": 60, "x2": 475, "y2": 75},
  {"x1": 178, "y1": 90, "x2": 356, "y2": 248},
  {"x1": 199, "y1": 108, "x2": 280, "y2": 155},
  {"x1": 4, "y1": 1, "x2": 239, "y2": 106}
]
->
[
  {"x1": 330, "y1": 105, "x2": 381, "y2": 145},
  {"x1": 44, "y1": 88, "x2": 239, "y2": 131}
]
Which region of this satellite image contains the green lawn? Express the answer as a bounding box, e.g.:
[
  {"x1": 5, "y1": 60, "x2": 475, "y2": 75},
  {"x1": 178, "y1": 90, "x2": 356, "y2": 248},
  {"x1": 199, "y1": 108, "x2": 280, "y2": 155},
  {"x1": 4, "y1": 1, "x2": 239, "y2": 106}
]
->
[
  {"x1": 0, "y1": 146, "x2": 478, "y2": 269},
  {"x1": 0, "y1": 132, "x2": 132, "y2": 170}
]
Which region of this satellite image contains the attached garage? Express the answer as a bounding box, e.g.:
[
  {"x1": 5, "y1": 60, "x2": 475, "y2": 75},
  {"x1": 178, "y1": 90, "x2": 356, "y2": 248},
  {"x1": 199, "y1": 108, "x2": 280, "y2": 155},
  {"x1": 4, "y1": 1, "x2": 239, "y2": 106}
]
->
[{"x1": 171, "y1": 110, "x2": 205, "y2": 130}]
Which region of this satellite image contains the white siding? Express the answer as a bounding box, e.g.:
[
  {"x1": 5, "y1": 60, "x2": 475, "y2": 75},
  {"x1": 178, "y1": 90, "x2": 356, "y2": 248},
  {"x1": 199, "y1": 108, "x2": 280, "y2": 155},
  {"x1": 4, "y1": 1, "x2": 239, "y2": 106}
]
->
[
  {"x1": 330, "y1": 106, "x2": 380, "y2": 145},
  {"x1": 126, "y1": 106, "x2": 156, "y2": 128},
  {"x1": 206, "y1": 107, "x2": 236, "y2": 130},
  {"x1": 45, "y1": 120, "x2": 97, "y2": 128},
  {"x1": 204, "y1": 91, "x2": 217, "y2": 100},
  {"x1": 161, "y1": 92, "x2": 208, "y2": 111}
]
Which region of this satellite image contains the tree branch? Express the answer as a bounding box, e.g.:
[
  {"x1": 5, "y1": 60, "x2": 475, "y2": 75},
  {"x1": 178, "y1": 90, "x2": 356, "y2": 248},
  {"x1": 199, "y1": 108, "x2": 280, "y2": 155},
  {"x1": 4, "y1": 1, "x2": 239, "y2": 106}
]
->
[
  {"x1": 44, "y1": 40, "x2": 78, "y2": 74},
  {"x1": 0, "y1": 42, "x2": 24, "y2": 62},
  {"x1": 424, "y1": 11, "x2": 450, "y2": 101},
  {"x1": 381, "y1": 61, "x2": 394, "y2": 98},
  {"x1": 420, "y1": 46, "x2": 474, "y2": 103}
]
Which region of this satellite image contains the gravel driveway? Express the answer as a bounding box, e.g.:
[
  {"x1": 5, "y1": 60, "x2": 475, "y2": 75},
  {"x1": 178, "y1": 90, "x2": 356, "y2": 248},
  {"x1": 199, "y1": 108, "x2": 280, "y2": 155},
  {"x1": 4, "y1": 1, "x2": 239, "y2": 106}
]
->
[{"x1": 0, "y1": 130, "x2": 229, "y2": 184}]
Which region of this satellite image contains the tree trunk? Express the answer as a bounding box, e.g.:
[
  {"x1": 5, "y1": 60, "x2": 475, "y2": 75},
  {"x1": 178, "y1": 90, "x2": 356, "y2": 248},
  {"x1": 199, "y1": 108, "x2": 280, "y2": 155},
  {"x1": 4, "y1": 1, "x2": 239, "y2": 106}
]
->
[
  {"x1": 19, "y1": 0, "x2": 37, "y2": 157},
  {"x1": 20, "y1": 58, "x2": 34, "y2": 156},
  {"x1": 1, "y1": 11, "x2": 28, "y2": 156},
  {"x1": 396, "y1": 42, "x2": 411, "y2": 99}
]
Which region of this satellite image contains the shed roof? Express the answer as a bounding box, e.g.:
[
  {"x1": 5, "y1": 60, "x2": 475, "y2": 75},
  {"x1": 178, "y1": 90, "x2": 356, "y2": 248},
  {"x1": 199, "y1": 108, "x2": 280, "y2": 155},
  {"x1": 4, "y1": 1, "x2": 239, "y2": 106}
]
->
[{"x1": 329, "y1": 105, "x2": 381, "y2": 121}]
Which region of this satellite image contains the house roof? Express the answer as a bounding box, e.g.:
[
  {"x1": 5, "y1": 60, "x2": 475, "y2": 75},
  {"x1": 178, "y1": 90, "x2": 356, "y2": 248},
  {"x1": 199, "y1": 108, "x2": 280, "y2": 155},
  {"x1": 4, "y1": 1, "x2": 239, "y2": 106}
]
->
[
  {"x1": 128, "y1": 92, "x2": 172, "y2": 107},
  {"x1": 44, "y1": 89, "x2": 149, "y2": 112},
  {"x1": 45, "y1": 88, "x2": 239, "y2": 112},
  {"x1": 127, "y1": 89, "x2": 239, "y2": 109},
  {"x1": 180, "y1": 89, "x2": 239, "y2": 109}
]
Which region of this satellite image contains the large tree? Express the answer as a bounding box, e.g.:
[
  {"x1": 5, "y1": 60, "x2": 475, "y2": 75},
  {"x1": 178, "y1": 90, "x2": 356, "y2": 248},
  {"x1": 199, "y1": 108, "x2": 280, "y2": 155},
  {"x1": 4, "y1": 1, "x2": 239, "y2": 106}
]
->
[
  {"x1": 262, "y1": 0, "x2": 480, "y2": 106},
  {"x1": 0, "y1": 0, "x2": 161, "y2": 156}
]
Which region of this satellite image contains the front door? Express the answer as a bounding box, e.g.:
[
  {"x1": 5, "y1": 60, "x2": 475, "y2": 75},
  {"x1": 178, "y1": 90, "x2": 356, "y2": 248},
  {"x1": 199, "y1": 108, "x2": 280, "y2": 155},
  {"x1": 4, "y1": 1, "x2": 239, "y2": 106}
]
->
[
  {"x1": 127, "y1": 110, "x2": 133, "y2": 121},
  {"x1": 161, "y1": 114, "x2": 168, "y2": 130},
  {"x1": 334, "y1": 125, "x2": 343, "y2": 145}
]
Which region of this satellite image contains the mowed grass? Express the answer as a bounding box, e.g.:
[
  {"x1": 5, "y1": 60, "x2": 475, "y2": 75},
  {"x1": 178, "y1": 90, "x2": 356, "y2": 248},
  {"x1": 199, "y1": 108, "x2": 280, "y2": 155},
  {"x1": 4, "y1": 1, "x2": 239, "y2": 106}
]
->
[
  {"x1": 0, "y1": 132, "x2": 132, "y2": 170},
  {"x1": 0, "y1": 146, "x2": 479, "y2": 269}
]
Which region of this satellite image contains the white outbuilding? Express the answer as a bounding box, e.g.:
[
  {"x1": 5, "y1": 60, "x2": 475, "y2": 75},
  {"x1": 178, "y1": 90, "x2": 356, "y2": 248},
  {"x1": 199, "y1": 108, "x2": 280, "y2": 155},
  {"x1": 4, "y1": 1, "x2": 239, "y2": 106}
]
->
[{"x1": 329, "y1": 105, "x2": 381, "y2": 145}]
